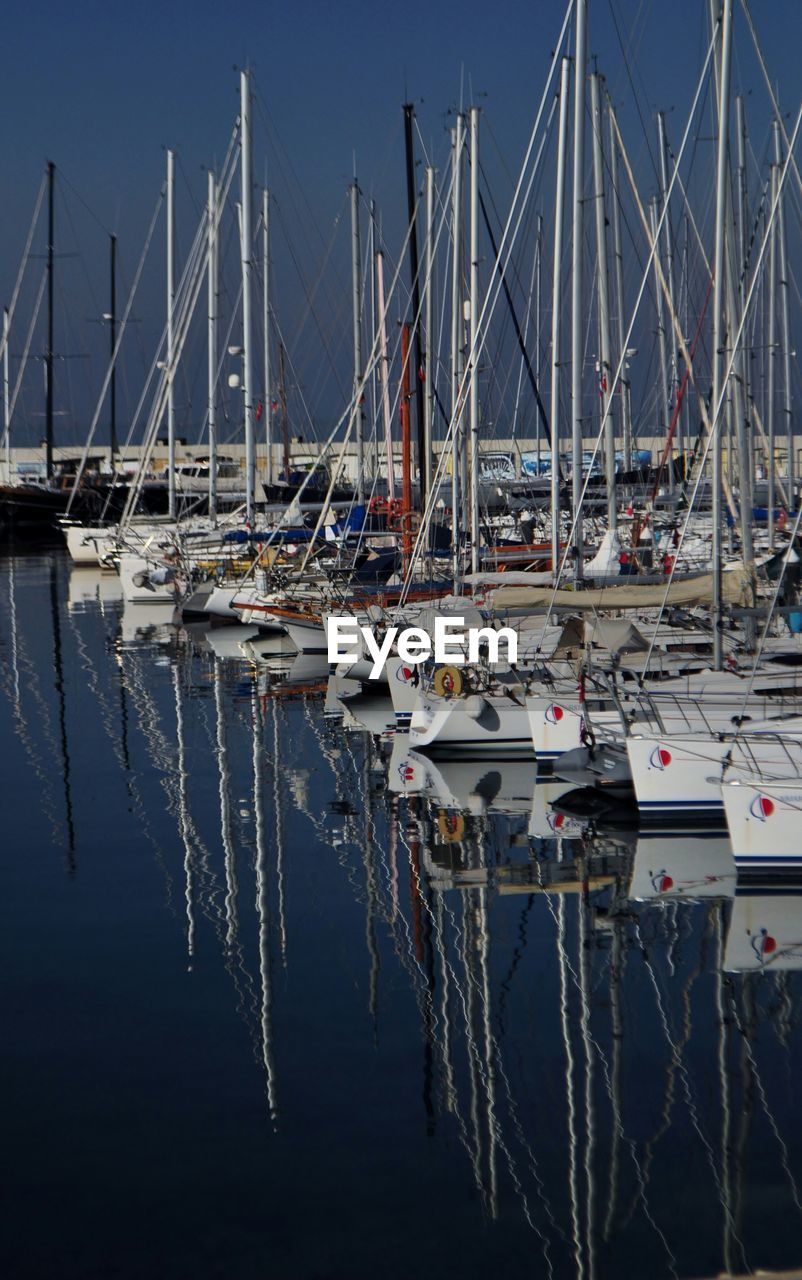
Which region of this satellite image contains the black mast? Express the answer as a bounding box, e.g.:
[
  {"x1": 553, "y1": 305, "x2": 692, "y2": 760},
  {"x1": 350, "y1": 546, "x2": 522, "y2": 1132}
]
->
[
  {"x1": 478, "y1": 190, "x2": 552, "y2": 448},
  {"x1": 45, "y1": 161, "x2": 55, "y2": 481},
  {"x1": 402, "y1": 104, "x2": 427, "y2": 503},
  {"x1": 110, "y1": 234, "x2": 117, "y2": 457}
]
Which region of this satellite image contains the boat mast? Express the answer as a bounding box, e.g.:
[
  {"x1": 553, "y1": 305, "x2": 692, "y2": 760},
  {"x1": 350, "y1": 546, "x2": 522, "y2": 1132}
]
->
[
  {"x1": 571, "y1": 0, "x2": 588, "y2": 582},
  {"x1": 240, "y1": 70, "x2": 255, "y2": 525},
  {"x1": 649, "y1": 196, "x2": 673, "y2": 494},
  {"x1": 375, "y1": 248, "x2": 394, "y2": 499},
  {"x1": 368, "y1": 199, "x2": 377, "y2": 482},
  {"x1": 400, "y1": 323, "x2": 413, "y2": 571},
  {"x1": 608, "y1": 100, "x2": 633, "y2": 471},
  {"x1": 403, "y1": 103, "x2": 426, "y2": 503},
  {"x1": 263, "y1": 187, "x2": 272, "y2": 488},
  {"x1": 109, "y1": 234, "x2": 117, "y2": 459},
  {"x1": 590, "y1": 72, "x2": 616, "y2": 531},
  {"x1": 681, "y1": 211, "x2": 691, "y2": 464},
  {"x1": 424, "y1": 164, "x2": 435, "y2": 501},
  {"x1": 709, "y1": 2, "x2": 755, "y2": 600},
  {"x1": 46, "y1": 160, "x2": 55, "y2": 482},
  {"x1": 767, "y1": 162, "x2": 778, "y2": 548},
  {"x1": 735, "y1": 95, "x2": 750, "y2": 485},
  {"x1": 718, "y1": 12, "x2": 755, "y2": 624},
  {"x1": 551, "y1": 57, "x2": 571, "y2": 575},
  {"x1": 735, "y1": 95, "x2": 748, "y2": 304},
  {"x1": 207, "y1": 170, "x2": 218, "y2": 522},
  {"x1": 711, "y1": 0, "x2": 733, "y2": 671},
  {"x1": 166, "y1": 148, "x2": 176, "y2": 518},
  {"x1": 450, "y1": 115, "x2": 465, "y2": 586},
  {"x1": 657, "y1": 112, "x2": 680, "y2": 464},
  {"x1": 278, "y1": 340, "x2": 290, "y2": 480},
  {"x1": 469, "y1": 105, "x2": 481, "y2": 574},
  {"x1": 772, "y1": 120, "x2": 795, "y2": 497},
  {"x1": 350, "y1": 175, "x2": 365, "y2": 506}
]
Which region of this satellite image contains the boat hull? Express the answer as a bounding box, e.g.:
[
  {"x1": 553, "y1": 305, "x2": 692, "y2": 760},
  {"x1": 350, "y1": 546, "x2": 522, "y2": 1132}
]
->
[
  {"x1": 409, "y1": 691, "x2": 534, "y2": 757},
  {"x1": 722, "y1": 777, "x2": 802, "y2": 874}
]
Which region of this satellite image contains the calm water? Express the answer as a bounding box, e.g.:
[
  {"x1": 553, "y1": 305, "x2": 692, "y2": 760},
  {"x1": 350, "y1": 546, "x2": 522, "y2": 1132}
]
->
[{"x1": 3, "y1": 549, "x2": 802, "y2": 1280}]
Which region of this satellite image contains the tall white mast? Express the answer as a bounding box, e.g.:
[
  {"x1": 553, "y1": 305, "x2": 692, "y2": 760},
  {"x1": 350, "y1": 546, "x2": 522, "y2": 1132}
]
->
[
  {"x1": 240, "y1": 69, "x2": 255, "y2": 525},
  {"x1": 710, "y1": 2, "x2": 754, "y2": 607},
  {"x1": 167, "y1": 147, "x2": 176, "y2": 520},
  {"x1": 607, "y1": 101, "x2": 632, "y2": 471},
  {"x1": 207, "y1": 170, "x2": 218, "y2": 522},
  {"x1": 450, "y1": 116, "x2": 464, "y2": 585},
  {"x1": 590, "y1": 72, "x2": 616, "y2": 530},
  {"x1": 571, "y1": 0, "x2": 588, "y2": 582},
  {"x1": 424, "y1": 164, "x2": 435, "y2": 501},
  {"x1": 735, "y1": 95, "x2": 750, "y2": 476},
  {"x1": 263, "y1": 187, "x2": 272, "y2": 488},
  {"x1": 551, "y1": 57, "x2": 571, "y2": 576},
  {"x1": 469, "y1": 105, "x2": 481, "y2": 575},
  {"x1": 657, "y1": 110, "x2": 680, "y2": 457},
  {"x1": 375, "y1": 249, "x2": 394, "y2": 499},
  {"x1": 649, "y1": 195, "x2": 672, "y2": 494},
  {"x1": 767, "y1": 163, "x2": 778, "y2": 548},
  {"x1": 350, "y1": 176, "x2": 364, "y2": 505},
  {"x1": 711, "y1": 0, "x2": 733, "y2": 671},
  {"x1": 735, "y1": 95, "x2": 748, "y2": 309},
  {"x1": 773, "y1": 121, "x2": 795, "y2": 495},
  {"x1": 368, "y1": 200, "x2": 378, "y2": 481}
]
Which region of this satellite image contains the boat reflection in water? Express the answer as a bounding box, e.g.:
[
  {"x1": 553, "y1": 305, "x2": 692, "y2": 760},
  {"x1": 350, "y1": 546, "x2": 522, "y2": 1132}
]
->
[
  {"x1": 725, "y1": 882, "x2": 802, "y2": 972},
  {"x1": 4, "y1": 552, "x2": 802, "y2": 1279},
  {"x1": 67, "y1": 564, "x2": 124, "y2": 612},
  {"x1": 366, "y1": 731, "x2": 802, "y2": 1275}
]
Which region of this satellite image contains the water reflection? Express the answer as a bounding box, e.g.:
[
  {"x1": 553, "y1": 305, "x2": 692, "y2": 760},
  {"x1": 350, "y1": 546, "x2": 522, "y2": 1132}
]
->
[
  {"x1": 66, "y1": 564, "x2": 123, "y2": 612},
  {"x1": 2, "y1": 552, "x2": 802, "y2": 1279}
]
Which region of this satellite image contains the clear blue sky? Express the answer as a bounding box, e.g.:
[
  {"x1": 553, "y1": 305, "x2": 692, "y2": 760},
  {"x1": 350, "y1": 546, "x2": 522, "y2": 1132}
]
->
[{"x1": 2, "y1": 0, "x2": 801, "y2": 448}]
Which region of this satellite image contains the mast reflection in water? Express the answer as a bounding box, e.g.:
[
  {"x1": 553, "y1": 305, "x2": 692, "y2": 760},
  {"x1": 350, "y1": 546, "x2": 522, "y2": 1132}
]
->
[{"x1": 2, "y1": 550, "x2": 802, "y2": 1279}]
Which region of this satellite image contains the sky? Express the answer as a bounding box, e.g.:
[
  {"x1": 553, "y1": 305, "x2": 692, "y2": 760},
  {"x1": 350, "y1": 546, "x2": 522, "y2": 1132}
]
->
[{"x1": 2, "y1": 0, "x2": 802, "y2": 453}]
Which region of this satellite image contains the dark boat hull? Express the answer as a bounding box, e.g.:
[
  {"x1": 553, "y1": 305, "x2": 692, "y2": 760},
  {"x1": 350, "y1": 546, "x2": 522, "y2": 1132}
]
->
[
  {"x1": 261, "y1": 480, "x2": 355, "y2": 506},
  {"x1": 0, "y1": 479, "x2": 170, "y2": 540}
]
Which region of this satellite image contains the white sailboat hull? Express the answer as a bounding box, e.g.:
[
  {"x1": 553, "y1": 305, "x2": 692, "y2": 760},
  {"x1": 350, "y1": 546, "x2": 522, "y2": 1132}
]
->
[
  {"x1": 626, "y1": 733, "x2": 729, "y2": 819},
  {"x1": 408, "y1": 690, "x2": 534, "y2": 757},
  {"x1": 526, "y1": 693, "x2": 585, "y2": 763},
  {"x1": 722, "y1": 777, "x2": 802, "y2": 873},
  {"x1": 385, "y1": 655, "x2": 424, "y2": 728},
  {"x1": 118, "y1": 553, "x2": 185, "y2": 605},
  {"x1": 64, "y1": 524, "x2": 116, "y2": 565}
]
